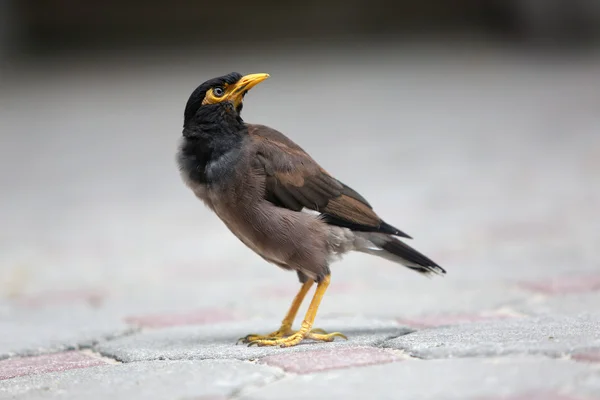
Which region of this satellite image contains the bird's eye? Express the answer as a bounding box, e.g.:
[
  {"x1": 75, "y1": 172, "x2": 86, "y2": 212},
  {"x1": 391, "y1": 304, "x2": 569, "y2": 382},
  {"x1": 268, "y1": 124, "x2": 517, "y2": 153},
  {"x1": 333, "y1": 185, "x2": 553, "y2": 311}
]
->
[{"x1": 213, "y1": 87, "x2": 225, "y2": 97}]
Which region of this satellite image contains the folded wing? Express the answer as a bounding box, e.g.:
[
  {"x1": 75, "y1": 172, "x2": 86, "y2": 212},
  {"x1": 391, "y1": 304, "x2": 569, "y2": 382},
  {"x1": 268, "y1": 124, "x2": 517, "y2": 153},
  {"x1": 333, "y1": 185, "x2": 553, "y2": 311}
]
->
[{"x1": 248, "y1": 124, "x2": 412, "y2": 239}]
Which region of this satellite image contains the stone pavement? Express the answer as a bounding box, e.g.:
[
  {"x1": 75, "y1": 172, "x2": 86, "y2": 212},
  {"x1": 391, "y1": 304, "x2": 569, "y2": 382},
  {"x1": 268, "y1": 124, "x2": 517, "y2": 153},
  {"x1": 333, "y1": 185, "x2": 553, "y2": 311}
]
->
[{"x1": 1, "y1": 42, "x2": 600, "y2": 399}]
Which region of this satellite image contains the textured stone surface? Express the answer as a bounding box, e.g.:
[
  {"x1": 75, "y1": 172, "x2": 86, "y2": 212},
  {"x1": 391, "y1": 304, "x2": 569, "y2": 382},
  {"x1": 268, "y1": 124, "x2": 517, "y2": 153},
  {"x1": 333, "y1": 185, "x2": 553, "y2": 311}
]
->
[
  {"x1": 259, "y1": 346, "x2": 403, "y2": 374},
  {"x1": 0, "y1": 306, "x2": 133, "y2": 359},
  {"x1": 238, "y1": 357, "x2": 594, "y2": 400},
  {"x1": 96, "y1": 317, "x2": 408, "y2": 362},
  {"x1": 0, "y1": 360, "x2": 283, "y2": 400},
  {"x1": 384, "y1": 315, "x2": 600, "y2": 359},
  {"x1": 0, "y1": 352, "x2": 107, "y2": 381},
  {"x1": 397, "y1": 311, "x2": 519, "y2": 329},
  {"x1": 577, "y1": 370, "x2": 600, "y2": 399}
]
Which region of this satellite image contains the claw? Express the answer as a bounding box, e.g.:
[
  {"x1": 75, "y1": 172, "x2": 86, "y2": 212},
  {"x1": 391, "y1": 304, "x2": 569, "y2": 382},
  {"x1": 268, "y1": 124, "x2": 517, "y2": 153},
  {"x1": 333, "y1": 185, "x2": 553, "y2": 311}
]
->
[
  {"x1": 238, "y1": 327, "x2": 293, "y2": 345},
  {"x1": 306, "y1": 331, "x2": 348, "y2": 342},
  {"x1": 237, "y1": 334, "x2": 257, "y2": 345},
  {"x1": 245, "y1": 329, "x2": 347, "y2": 347},
  {"x1": 239, "y1": 326, "x2": 333, "y2": 346}
]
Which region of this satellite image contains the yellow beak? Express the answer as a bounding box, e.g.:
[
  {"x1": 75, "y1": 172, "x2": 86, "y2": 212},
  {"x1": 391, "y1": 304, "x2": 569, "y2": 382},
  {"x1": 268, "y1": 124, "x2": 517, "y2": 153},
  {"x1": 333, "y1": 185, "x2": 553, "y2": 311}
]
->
[{"x1": 228, "y1": 73, "x2": 269, "y2": 107}]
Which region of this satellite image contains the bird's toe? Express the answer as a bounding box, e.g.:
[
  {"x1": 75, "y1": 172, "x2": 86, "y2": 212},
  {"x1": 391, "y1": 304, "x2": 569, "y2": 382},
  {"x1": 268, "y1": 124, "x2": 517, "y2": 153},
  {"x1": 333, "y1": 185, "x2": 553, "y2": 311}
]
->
[
  {"x1": 305, "y1": 331, "x2": 348, "y2": 342},
  {"x1": 237, "y1": 327, "x2": 293, "y2": 345}
]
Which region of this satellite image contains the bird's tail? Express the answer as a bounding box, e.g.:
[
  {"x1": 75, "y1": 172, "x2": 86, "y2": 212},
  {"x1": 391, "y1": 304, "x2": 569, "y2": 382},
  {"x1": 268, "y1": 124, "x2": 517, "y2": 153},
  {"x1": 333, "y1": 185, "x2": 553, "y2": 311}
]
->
[{"x1": 355, "y1": 232, "x2": 446, "y2": 276}]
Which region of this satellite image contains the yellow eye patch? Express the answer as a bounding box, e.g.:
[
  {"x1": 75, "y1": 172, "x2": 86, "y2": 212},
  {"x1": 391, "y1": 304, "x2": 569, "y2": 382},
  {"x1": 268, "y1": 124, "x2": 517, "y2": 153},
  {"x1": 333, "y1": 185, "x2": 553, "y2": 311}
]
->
[{"x1": 202, "y1": 85, "x2": 230, "y2": 105}]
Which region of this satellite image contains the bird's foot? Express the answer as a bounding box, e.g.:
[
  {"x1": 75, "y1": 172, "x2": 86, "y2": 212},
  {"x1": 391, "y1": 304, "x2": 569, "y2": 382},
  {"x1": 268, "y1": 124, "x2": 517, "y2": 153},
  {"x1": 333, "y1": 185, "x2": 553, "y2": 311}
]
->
[
  {"x1": 237, "y1": 327, "x2": 293, "y2": 345},
  {"x1": 245, "y1": 329, "x2": 347, "y2": 348},
  {"x1": 237, "y1": 327, "x2": 334, "y2": 345}
]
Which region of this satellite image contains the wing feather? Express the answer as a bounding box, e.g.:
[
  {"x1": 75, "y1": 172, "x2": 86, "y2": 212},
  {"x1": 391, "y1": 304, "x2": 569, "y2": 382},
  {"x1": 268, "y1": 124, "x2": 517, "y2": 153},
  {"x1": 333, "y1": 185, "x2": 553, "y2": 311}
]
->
[{"x1": 248, "y1": 124, "x2": 412, "y2": 238}]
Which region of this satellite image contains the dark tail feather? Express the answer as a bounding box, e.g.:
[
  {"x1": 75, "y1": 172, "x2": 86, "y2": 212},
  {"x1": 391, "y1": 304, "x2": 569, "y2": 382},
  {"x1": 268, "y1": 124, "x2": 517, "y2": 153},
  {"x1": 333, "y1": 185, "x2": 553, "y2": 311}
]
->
[{"x1": 357, "y1": 233, "x2": 446, "y2": 276}]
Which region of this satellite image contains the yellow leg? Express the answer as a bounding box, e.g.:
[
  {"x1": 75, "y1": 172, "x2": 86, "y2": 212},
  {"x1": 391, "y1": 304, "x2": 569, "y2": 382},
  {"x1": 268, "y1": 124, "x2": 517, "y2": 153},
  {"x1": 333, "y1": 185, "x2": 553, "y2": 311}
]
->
[
  {"x1": 238, "y1": 280, "x2": 313, "y2": 344},
  {"x1": 280, "y1": 280, "x2": 314, "y2": 330},
  {"x1": 247, "y1": 275, "x2": 347, "y2": 347}
]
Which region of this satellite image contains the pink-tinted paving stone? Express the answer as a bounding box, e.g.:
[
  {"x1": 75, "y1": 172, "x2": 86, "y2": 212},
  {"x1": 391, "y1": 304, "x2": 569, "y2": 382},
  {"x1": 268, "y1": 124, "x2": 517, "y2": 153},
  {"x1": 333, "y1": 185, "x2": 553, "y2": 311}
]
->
[
  {"x1": 125, "y1": 308, "x2": 239, "y2": 328},
  {"x1": 259, "y1": 346, "x2": 402, "y2": 374},
  {"x1": 519, "y1": 275, "x2": 600, "y2": 295},
  {"x1": 0, "y1": 351, "x2": 107, "y2": 381},
  {"x1": 572, "y1": 350, "x2": 600, "y2": 363},
  {"x1": 16, "y1": 289, "x2": 106, "y2": 308},
  {"x1": 397, "y1": 312, "x2": 515, "y2": 329}
]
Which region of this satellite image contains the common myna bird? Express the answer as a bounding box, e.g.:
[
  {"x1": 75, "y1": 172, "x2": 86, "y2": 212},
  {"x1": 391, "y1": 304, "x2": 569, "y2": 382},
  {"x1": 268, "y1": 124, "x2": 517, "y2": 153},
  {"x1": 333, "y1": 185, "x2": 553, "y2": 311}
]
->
[{"x1": 178, "y1": 72, "x2": 445, "y2": 347}]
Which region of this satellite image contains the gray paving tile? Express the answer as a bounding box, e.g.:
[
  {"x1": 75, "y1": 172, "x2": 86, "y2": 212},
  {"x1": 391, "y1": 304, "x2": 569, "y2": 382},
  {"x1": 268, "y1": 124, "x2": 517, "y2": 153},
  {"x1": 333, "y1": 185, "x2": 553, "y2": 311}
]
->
[
  {"x1": 238, "y1": 357, "x2": 593, "y2": 400},
  {"x1": 0, "y1": 359, "x2": 283, "y2": 400},
  {"x1": 96, "y1": 316, "x2": 409, "y2": 362},
  {"x1": 383, "y1": 315, "x2": 600, "y2": 359},
  {"x1": 0, "y1": 306, "x2": 132, "y2": 359}
]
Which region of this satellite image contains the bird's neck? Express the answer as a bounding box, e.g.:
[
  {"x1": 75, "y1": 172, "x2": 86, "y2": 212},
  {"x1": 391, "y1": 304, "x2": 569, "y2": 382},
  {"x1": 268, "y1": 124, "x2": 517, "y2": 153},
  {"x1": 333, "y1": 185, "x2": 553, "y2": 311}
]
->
[{"x1": 179, "y1": 106, "x2": 246, "y2": 185}]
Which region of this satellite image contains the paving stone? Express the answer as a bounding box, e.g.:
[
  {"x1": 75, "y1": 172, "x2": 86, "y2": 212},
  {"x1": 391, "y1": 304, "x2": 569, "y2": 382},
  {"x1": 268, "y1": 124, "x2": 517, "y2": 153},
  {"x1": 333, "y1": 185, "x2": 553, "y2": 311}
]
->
[
  {"x1": 238, "y1": 357, "x2": 593, "y2": 400},
  {"x1": 125, "y1": 308, "x2": 240, "y2": 328},
  {"x1": 518, "y1": 275, "x2": 600, "y2": 295},
  {"x1": 259, "y1": 346, "x2": 403, "y2": 374},
  {"x1": 96, "y1": 316, "x2": 409, "y2": 362},
  {"x1": 0, "y1": 351, "x2": 107, "y2": 381},
  {"x1": 0, "y1": 360, "x2": 283, "y2": 400},
  {"x1": 397, "y1": 310, "x2": 520, "y2": 329},
  {"x1": 383, "y1": 315, "x2": 600, "y2": 359},
  {"x1": 0, "y1": 305, "x2": 133, "y2": 359},
  {"x1": 572, "y1": 350, "x2": 600, "y2": 363},
  {"x1": 578, "y1": 370, "x2": 600, "y2": 399}
]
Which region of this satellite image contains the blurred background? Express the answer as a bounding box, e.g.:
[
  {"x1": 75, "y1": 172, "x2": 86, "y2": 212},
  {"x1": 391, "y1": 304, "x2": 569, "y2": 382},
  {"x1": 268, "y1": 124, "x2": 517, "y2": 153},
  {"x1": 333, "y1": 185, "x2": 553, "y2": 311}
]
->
[{"x1": 1, "y1": 0, "x2": 599, "y2": 330}]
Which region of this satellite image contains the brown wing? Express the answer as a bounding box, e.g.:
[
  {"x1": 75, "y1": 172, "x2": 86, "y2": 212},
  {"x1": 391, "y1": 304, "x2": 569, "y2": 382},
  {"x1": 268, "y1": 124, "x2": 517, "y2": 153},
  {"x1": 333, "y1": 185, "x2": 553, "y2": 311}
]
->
[{"x1": 247, "y1": 124, "x2": 412, "y2": 238}]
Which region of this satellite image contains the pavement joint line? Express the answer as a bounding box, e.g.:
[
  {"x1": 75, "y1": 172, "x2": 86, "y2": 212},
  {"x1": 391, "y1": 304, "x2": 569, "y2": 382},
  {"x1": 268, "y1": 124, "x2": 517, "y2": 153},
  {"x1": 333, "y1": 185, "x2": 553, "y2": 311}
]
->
[
  {"x1": 372, "y1": 330, "x2": 416, "y2": 348},
  {"x1": 227, "y1": 361, "x2": 288, "y2": 400},
  {"x1": 0, "y1": 327, "x2": 141, "y2": 364},
  {"x1": 383, "y1": 346, "x2": 424, "y2": 360},
  {"x1": 528, "y1": 294, "x2": 550, "y2": 303},
  {"x1": 383, "y1": 348, "x2": 421, "y2": 360},
  {"x1": 492, "y1": 306, "x2": 529, "y2": 318},
  {"x1": 378, "y1": 330, "x2": 587, "y2": 360},
  {"x1": 0, "y1": 326, "x2": 137, "y2": 362},
  {"x1": 79, "y1": 349, "x2": 122, "y2": 365},
  {"x1": 377, "y1": 345, "x2": 594, "y2": 361},
  {"x1": 89, "y1": 327, "x2": 143, "y2": 363},
  {"x1": 87, "y1": 327, "x2": 140, "y2": 344}
]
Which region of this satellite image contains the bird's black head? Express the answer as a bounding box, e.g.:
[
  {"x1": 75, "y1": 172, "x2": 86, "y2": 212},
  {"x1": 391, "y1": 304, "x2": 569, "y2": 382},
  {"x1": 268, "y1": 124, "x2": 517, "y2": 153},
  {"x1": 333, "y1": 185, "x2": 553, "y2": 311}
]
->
[{"x1": 183, "y1": 72, "x2": 269, "y2": 128}]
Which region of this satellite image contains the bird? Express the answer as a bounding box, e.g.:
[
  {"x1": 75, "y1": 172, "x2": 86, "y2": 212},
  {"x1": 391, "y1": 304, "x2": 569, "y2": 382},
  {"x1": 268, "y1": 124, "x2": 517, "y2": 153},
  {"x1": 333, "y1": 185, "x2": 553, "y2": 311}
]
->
[{"x1": 177, "y1": 72, "x2": 445, "y2": 347}]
